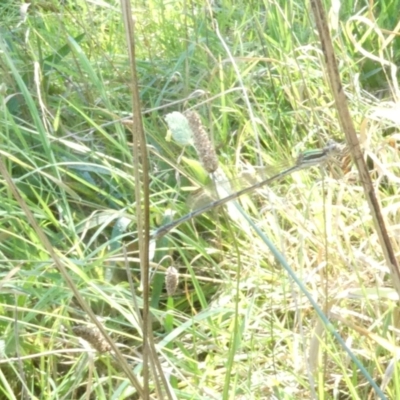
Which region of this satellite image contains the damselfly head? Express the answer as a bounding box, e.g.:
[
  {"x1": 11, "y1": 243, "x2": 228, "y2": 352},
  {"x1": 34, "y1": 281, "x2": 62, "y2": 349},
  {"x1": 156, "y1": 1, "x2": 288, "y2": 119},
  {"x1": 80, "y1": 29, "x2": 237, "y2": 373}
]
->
[{"x1": 324, "y1": 139, "x2": 345, "y2": 156}]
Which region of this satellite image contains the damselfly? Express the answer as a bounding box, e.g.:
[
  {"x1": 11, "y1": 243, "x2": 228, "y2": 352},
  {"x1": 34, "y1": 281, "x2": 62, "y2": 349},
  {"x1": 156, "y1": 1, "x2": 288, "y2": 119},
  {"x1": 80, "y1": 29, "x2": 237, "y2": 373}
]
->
[{"x1": 152, "y1": 140, "x2": 343, "y2": 239}]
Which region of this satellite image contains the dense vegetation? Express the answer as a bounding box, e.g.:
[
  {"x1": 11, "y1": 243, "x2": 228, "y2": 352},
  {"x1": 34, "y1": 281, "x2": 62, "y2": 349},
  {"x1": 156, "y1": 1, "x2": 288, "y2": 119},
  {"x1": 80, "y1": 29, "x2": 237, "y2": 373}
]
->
[{"x1": 1, "y1": 0, "x2": 400, "y2": 398}]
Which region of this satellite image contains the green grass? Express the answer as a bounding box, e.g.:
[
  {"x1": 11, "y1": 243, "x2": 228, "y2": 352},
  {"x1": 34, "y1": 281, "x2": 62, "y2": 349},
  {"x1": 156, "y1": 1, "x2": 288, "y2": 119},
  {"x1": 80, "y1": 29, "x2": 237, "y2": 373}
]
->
[{"x1": 1, "y1": 0, "x2": 400, "y2": 398}]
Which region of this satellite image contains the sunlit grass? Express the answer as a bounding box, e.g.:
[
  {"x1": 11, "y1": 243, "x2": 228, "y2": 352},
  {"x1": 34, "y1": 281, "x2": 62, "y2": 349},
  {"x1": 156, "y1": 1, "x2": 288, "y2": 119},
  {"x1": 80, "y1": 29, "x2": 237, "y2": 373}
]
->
[{"x1": 1, "y1": 0, "x2": 400, "y2": 398}]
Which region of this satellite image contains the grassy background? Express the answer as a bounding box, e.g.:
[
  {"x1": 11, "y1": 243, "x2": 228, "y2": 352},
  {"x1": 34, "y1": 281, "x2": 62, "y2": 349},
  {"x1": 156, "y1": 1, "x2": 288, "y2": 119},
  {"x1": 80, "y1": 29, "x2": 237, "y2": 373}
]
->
[{"x1": 1, "y1": 0, "x2": 400, "y2": 398}]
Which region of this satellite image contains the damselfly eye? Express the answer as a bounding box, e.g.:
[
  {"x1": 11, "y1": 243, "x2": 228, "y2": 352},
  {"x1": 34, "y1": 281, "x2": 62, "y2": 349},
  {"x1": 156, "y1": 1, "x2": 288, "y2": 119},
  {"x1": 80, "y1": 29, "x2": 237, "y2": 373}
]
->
[{"x1": 325, "y1": 139, "x2": 343, "y2": 155}]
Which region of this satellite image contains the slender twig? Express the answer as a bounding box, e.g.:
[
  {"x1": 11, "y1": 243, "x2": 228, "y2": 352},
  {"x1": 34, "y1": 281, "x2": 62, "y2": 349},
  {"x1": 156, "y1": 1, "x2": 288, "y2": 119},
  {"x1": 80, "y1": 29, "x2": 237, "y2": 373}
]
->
[
  {"x1": 120, "y1": 1, "x2": 151, "y2": 397},
  {"x1": 310, "y1": 0, "x2": 400, "y2": 301},
  {"x1": 120, "y1": 1, "x2": 174, "y2": 399}
]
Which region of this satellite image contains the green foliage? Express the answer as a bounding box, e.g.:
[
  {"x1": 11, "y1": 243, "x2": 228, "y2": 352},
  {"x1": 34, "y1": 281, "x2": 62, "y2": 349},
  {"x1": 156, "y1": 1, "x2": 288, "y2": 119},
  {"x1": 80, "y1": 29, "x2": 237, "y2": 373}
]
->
[{"x1": 1, "y1": 0, "x2": 400, "y2": 399}]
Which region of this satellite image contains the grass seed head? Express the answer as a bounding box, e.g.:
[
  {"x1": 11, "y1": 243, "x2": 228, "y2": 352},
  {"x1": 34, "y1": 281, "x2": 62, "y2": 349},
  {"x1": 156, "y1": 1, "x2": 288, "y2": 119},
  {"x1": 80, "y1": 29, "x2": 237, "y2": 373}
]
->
[
  {"x1": 73, "y1": 325, "x2": 112, "y2": 353},
  {"x1": 166, "y1": 266, "x2": 179, "y2": 296},
  {"x1": 184, "y1": 110, "x2": 219, "y2": 173}
]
